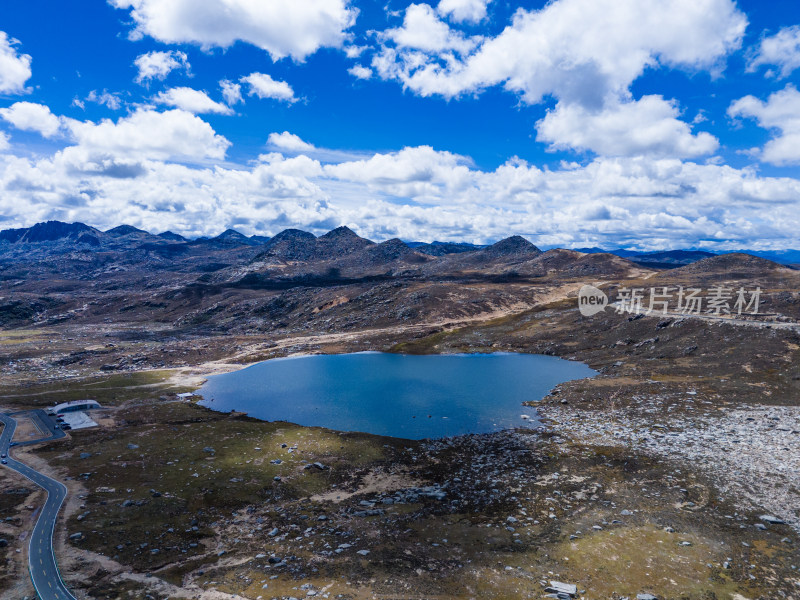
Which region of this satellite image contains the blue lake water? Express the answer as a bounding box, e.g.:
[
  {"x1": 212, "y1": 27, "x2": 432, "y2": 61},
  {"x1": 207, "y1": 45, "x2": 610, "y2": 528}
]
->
[{"x1": 198, "y1": 352, "x2": 596, "y2": 440}]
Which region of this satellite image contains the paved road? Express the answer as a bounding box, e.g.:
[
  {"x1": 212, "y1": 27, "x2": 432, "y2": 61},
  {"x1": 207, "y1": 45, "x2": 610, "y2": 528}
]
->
[{"x1": 0, "y1": 413, "x2": 76, "y2": 600}]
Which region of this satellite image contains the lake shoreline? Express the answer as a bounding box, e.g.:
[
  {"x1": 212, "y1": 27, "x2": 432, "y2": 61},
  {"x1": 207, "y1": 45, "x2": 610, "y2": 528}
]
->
[{"x1": 196, "y1": 351, "x2": 595, "y2": 440}]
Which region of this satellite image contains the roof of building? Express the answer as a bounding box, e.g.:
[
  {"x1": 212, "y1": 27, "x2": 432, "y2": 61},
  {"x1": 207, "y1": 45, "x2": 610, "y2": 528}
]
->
[{"x1": 53, "y1": 399, "x2": 101, "y2": 411}]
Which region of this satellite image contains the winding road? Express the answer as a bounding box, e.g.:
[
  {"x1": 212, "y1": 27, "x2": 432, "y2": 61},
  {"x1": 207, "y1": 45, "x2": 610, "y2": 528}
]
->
[{"x1": 0, "y1": 412, "x2": 76, "y2": 600}]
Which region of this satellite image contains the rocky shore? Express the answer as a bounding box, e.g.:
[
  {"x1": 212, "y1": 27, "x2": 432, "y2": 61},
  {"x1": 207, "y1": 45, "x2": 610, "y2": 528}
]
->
[{"x1": 540, "y1": 395, "x2": 800, "y2": 533}]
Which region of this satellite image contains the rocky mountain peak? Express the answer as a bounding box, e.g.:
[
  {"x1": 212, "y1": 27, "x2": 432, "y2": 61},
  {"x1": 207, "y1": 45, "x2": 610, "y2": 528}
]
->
[
  {"x1": 267, "y1": 229, "x2": 316, "y2": 245},
  {"x1": 157, "y1": 231, "x2": 186, "y2": 242},
  {"x1": 316, "y1": 226, "x2": 374, "y2": 256},
  {"x1": 215, "y1": 229, "x2": 249, "y2": 241},
  {"x1": 483, "y1": 235, "x2": 541, "y2": 257},
  {"x1": 19, "y1": 221, "x2": 99, "y2": 244},
  {"x1": 106, "y1": 225, "x2": 148, "y2": 237}
]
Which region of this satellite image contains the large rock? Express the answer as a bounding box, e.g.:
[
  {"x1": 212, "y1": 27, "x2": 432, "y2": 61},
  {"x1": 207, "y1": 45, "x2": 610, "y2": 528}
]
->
[
  {"x1": 545, "y1": 581, "x2": 577, "y2": 597},
  {"x1": 760, "y1": 515, "x2": 786, "y2": 525}
]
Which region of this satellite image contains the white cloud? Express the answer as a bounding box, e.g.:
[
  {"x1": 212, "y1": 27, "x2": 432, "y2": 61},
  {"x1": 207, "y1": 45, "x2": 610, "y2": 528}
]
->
[
  {"x1": 267, "y1": 132, "x2": 316, "y2": 153},
  {"x1": 65, "y1": 108, "x2": 231, "y2": 161},
  {"x1": 0, "y1": 131, "x2": 9, "y2": 151},
  {"x1": 729, "y1": 85, "x2": 800, "y2": 166},
  {"x1": 348, "y1": 65, "x2": 372, "y2": 79},
  {"x1": 324, "y1": 145, "x2": 475, "y2": 200},
  {"x1": 370, "y1": 0, "x2": 744, "y2": 158},
  {"x1": 241, "y1": 73, "x2": 296, "y2": 102},
  {"x1": 383, "y1": 4, "x2": 478, "y2": 54},
  {"x1": 0, "y1": 31, "x2": 32, "y2": 94},
  {"x1": 437, "y1": 0, "x2": 490, "y2": 24},
  {"x1": 536, "y1": 96, "x2": 719, "y2": 158},
  {"x1": 154, "y1": 87, "x2": 233, "y2": 115},
  {"x1": 0, "y1": 102, "x2": 63, "y2": 138},
  {"x1": 134, "y1": 50, "x2": 189, "y2": 83},
  {"x1": 344, "y1": 45, "x2": 367, "y2": 58},
  {"x1": 220, "y1": 80, "x2": 243, "y2": 105},
  {"x1": 325, "y1": 145, "x2": 466, "y2": 184},
  {"x1": 747, "y1": 25, "x2": 800, "y2": 78},
  {"x1": 373, "y1": 0, "x2": 745, "y2": 105},
  {"x1": 86, "y1": 89, "x2": 123, "y2": 110},
  {"x1": 111, "y1": 0, "x2": 357, "y2": 61},
  {"x1": 1, "y1": 136, "x2": 799, "y2": 249}
]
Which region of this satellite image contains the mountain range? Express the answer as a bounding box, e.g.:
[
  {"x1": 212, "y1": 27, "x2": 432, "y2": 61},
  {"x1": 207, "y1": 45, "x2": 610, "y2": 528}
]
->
[
  {"x1": 2, "y1": 220, "x2": 797, "y2": 266},
  {"x1": 1, "y1": 219, "x2": 798, "y2": 352}
]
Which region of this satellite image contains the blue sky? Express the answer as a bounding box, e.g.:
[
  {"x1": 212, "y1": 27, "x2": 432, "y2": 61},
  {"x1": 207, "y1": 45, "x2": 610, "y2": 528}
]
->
[{"x1": 1, "y1": 0, "x2": 799, "y2": 249}]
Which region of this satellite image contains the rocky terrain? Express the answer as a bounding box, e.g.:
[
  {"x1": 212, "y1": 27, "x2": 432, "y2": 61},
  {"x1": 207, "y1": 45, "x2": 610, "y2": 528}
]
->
[{"x1": 1, "y1": 221, "x2": 799, "y2": 600}]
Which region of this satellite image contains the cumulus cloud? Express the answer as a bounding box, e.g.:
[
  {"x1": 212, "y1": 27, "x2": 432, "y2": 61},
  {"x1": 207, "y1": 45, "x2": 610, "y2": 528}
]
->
[
  {"x1": 86, "y1": 90, "x2": 123, "y2": 110},
  {"x1": 0, "y1": 133, "x2": 798, "y2": 248},
  {"x1": 134, "y1": 50, "x2": 190, "y2": 83},
  {"x1": 370, "y1": 0, "x2": 744, "y2": 159},
  {"x1": 382, "y1": 4, "x2": 479, "y2": 54},
  {"x1": 241, "y1": 73, "x2": 296, "y2": 102},
  {"x1": 154, "y1": 87, "x2": 233, "y2": 115},
  {"x1": 65, "y1": 108, "x2": 231, "y2": 161},
  {"x1": 348, "y1": 65, "x2": 372, "y2": 79},
  {"x1": 536, "y1": 96, "x2": 719, "y2": 158},
  {"x1": 0, "y1": 31, "x2": 32, "y2": 94},
  {"x1": 729, "y1": 85, "x2": 800, "y2": 166},
  {"x1": 344, "y1": 45, "x2": 367, "y2": 58},
  {"x1": 111, "y1": 0, "x2": 357, "y2": 61},
  {"x1": 267, "y1": 131, "x2": 316, "y2": 153},
  {"x1": 0, "y1": 102, "x2": 63, "y2": 138},
  {"x1": 747, "y1": 25, "x2": 800, "y2": 78},
  {"x1": 374, "y1": 0, "x2": 745, "y2": 105},
  {"x1": 437, "y1": 0, "x2": 490, "y2": 24},
  {"x1": 0, "y1": 131, "x2": 9, "y2": 151},
  {"x1": 220, "y1": 80, "x2": 243, "y2": 105},
  {"x1": 325, "y1": 145, "x2": 471, "y2": 200}
]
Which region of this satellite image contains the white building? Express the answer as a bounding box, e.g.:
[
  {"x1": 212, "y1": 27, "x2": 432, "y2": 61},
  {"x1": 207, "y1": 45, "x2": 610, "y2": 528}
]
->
[{"x1": 49, "y1": 400, "x2": 101, "y2": 414}]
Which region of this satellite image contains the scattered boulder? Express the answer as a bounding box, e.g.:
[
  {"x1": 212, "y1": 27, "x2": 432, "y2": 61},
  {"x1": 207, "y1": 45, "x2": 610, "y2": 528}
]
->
[
  {"x1": 545, "y1": 581, "x2": 577, "y2": 597},
  {"x1": 759, "y1": 515, "x2": 785, "y2": 525}
]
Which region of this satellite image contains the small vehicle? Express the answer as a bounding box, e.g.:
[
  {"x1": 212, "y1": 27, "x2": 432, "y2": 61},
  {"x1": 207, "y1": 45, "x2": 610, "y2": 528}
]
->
[
  {"x1": 61, "y1": 424, "x2": 72, "y2": 430},
  {"x1": 54, "y1": 425, "x2": 60, "y2": 430},
  {"x1": 1, "y1": 453, "x2": 6, "y2": 458},
  {"x1": 1, "y1": 459, "x2": 7, "y2": 464}
]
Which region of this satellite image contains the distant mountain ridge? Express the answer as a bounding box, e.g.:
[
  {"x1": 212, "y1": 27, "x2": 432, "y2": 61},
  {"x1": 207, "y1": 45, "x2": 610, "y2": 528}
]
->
[
  {"x1": 2, "y1": 221, "x2": 797, "y2": 268},
  {"x1": 106, "y1": 224, "x2": 149, "y2": 237},
  {"x1": 0, "y1": 221, "x2": 99, "y2": 244},
  {"x1": 3, "y1": 220, "x2": 796, "y2": 333},
  {"x1": 254, "y1": 226, "x2": 373, "y2": 263},
  {"x1": 408, "y1": 241, "x2": 484, "y2": 256},
  {"x1": 576, "y1": 247, "x2": 800, "y2": 267}
]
